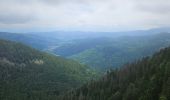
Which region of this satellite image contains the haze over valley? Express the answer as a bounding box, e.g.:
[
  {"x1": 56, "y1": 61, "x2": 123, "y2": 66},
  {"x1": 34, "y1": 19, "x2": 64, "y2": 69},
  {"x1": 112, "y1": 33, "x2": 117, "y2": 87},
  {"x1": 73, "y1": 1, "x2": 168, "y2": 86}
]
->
[{"x1": 0, "y1": 0, "x2": 170, "y2": 100}]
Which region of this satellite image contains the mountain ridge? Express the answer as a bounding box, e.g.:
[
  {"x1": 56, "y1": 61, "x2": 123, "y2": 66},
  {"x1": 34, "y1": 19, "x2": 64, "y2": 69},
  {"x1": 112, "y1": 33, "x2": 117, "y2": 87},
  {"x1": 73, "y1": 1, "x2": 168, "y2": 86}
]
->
[
  {"x1": 59, "y1": 46, "x2": 170, "y2": 100},
  {"x1": 0, "y1": 39, "x2": 97, "y2": 100}
]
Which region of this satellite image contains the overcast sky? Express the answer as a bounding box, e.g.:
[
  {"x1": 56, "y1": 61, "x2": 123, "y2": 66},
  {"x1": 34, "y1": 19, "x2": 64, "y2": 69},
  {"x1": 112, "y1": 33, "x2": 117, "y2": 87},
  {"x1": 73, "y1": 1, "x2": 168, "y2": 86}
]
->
[{"x1": 0, "y1": 0, "x2": 170, "y2": 32}]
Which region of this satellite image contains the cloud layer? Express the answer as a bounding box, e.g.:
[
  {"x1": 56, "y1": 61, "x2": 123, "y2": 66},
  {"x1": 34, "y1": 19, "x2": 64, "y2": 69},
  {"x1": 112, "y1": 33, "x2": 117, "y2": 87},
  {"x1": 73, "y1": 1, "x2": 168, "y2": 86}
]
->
[{"x1": 0, "y1": 0, "x2": 170, "y2": 32}]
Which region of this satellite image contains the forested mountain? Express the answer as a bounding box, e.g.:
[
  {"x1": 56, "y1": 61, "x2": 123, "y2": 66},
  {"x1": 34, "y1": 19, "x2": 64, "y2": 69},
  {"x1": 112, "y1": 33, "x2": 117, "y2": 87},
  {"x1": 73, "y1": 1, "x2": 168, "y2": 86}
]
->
[
  {"x1": 68, "y1": 33, "x2": 170, "y2": 70},
  {"x1": 0, "y1": 32, "x2": 59, "y2": 50},
  {"x1": 0, "y1": 39, "x2": 96, "y2": 100},
  {"x1": 52, "y1": 38, "x2": 109, "y2": 57},
  {"x1": 1, "y1": 31, "x2": 170, "y2": 72},
  {"x1": 59, "y1": 47, "x2": 170, "y2": 100},
  {"x1": 0, "y1": 31, "x2": 170, "y2": 100}
]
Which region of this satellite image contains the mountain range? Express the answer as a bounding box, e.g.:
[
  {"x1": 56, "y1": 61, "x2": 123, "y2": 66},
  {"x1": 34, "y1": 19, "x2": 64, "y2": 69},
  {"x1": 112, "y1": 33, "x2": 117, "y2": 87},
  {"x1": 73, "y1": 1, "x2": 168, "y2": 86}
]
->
[
  {"x1": 0, "y1": 28, "x2": 170, "y2": 100},
  {"x1": 1, "y1": 28, "x2": 170, "y2": 72}
]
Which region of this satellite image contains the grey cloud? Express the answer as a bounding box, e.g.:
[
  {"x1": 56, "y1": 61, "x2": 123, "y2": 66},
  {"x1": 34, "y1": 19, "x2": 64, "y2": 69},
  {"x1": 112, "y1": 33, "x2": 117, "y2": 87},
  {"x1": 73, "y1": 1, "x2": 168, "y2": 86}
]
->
[
  {"x1": 40, "y1": 0, "x2": 108, "y2": 5},
  {"x1": 0, "y1": 0, "x2": 37, "y2": 24},
  {"x1": 134, "y1": 0, "x2": 170, "y2": 14},
  {"x1": 140, "y1": 6, "x2": 170, "y2": 14},
  {"x1": 0, "y1": 0, "x2": 169, "y2": 31},
  {"x1": 0, "y1": 14, "x2": 35, "y2": 24}
]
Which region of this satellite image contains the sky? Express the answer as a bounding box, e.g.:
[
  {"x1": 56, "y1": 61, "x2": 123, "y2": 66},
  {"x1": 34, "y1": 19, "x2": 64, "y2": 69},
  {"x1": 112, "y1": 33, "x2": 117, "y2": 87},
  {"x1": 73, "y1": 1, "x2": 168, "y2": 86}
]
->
[{"x1": 0, "y1": 0, "x2": 170, "y2": 32}]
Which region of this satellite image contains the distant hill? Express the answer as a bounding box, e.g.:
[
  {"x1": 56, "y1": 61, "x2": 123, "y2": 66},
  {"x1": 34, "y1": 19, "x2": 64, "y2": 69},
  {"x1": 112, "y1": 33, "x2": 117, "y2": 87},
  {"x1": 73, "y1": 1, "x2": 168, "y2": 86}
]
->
[
  {"x1": 0, "y1": 32, "x2": 59, "y2": 50},
  {"x1": 60, "y1": 46, "x2": 170, "y2": 100},
  {"x1": 1, "y1": 30, "x2": 170, "y2": 72},
  {"x1": 67, "y1": 33, "x2": 170, "y2": 70},
  {"x1": 0, "y1": 39, "x2": 96, "y2": 100}
]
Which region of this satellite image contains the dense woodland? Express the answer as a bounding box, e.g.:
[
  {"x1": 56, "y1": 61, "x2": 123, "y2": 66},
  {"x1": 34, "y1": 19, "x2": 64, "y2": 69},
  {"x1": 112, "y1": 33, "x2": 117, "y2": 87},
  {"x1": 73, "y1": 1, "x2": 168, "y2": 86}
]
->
[
  {"x1": 0, "y1": 39, "x2": 96, "y2": 100},
  {"x1": 59, "y1": 47, "x2": 170, "y2": 100},
  {"x1": 0, "y1": 35, "x2": 170, "y2": 100},
  {"x1": 69, "y1": 33, "x2": 170, "y2": 71}
]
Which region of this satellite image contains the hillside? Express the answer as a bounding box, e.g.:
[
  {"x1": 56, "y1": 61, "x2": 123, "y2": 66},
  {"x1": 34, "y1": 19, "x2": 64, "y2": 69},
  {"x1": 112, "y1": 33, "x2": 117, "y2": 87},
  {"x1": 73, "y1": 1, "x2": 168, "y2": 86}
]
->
[
  {"x1": 0, "y1": 39, "x2": 96, "y2": 100},
  {"x1": 60, "y1": 47, "x2": 170, "y2": 100},
  {"x1": 0, "y1": 32, "x2": 59, "y2": 50},
  {"x1": 1, "y1": 32, "x2": 170, "y2": 72},
  {"x1": 69, "y1": 33, "x2": 170, "y2": 70}
]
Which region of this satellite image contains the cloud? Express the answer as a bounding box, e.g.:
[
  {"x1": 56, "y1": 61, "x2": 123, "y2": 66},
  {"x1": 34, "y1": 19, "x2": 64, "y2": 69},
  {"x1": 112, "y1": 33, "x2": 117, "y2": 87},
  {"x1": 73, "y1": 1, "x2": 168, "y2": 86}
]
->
[
  {"x1": 0, "y1": 0, "x2": 37, "y2": 24},
  {"x1": 134, "y1": 0, "x2": 170, "y2": 14},
  {"x1": 0, "y1": 13, "x2": 36, "y2": 24},
  {"x1": 0, "y1": 0, "x2": 169, "y2": 32}
]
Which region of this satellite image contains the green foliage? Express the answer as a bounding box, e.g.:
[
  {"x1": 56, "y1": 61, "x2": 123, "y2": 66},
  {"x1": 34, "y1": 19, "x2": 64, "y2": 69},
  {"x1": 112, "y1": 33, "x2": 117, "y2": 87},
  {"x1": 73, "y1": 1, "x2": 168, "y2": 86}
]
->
[
  {"x1": 69, "y1": 33, "x2": 170, "y2": 71},
  {"x1": 60, "y1": 47, "x2": 170, "y2": 100},
  {"x1": 0, "y1": 39, "x2": 97, "y2": 100},
  {"x1": 1, "y1": 32, "x2": 170, "y2": 73}
]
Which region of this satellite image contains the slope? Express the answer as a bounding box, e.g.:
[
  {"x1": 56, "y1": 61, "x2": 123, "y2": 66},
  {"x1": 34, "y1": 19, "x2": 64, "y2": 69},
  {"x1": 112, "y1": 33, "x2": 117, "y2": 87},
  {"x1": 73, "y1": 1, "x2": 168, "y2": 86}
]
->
[
  {"x1": 0, "y1": 39, "x2": 96, "y2": 100},
  {"x1": 0, "y1": 32, "x2": 59, "y2": 50},
  {"x1": 69, "y1": 33, "x2": 170, "y2": 70},
  {"x1": 60, "y1": 46, "x2": 170, "y2": 100}
]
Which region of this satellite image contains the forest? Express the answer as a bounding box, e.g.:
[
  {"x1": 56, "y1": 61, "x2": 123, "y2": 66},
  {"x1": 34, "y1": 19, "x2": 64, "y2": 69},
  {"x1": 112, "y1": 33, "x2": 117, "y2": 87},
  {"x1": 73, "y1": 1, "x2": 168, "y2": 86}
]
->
[
  {"x1": 1, "y1": 32, "x2": 170, "y2": 72},
  {"x1": 59, "y1": 47, "x2": 170, "y2": 100},
  {"x1": 0, "y1": 39, "x2": 97, "y2": 100},
  {"x1": 0, "y1": 39, "x2": 170, "y2": 100},
  {"x1": 0, "y1": 0, "x2": 170, "y2": 99}
]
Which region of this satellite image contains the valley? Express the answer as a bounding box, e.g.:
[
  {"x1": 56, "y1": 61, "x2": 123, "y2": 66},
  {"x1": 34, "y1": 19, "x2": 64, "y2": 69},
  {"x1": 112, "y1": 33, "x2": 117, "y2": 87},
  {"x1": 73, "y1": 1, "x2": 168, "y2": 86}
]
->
[
  {"x1": 0, "y1": 0, "x2": 170, "y2": 99},
  {"x1": 0, "y1": 28, "x2": 170, "y2": 100},
  {"x1": 1, "y1": 30, "x2": 170, "y2": 72}
]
